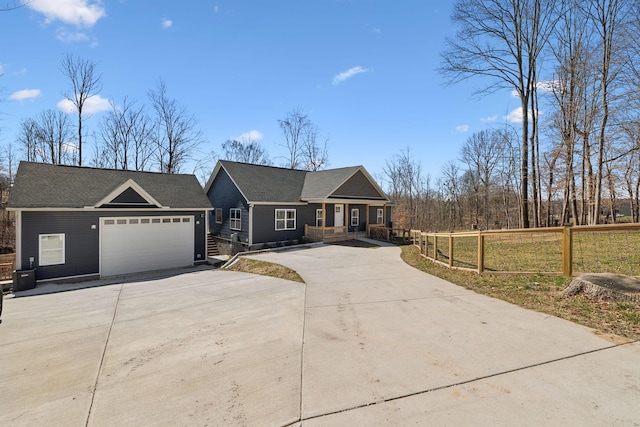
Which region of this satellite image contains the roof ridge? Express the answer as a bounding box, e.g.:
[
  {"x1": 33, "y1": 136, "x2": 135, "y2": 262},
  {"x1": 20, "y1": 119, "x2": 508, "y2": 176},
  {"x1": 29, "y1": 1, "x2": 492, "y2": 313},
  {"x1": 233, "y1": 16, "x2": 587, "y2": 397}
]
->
[{"x1": 19, "y1": 161, "x2": 196, "y2": 177}]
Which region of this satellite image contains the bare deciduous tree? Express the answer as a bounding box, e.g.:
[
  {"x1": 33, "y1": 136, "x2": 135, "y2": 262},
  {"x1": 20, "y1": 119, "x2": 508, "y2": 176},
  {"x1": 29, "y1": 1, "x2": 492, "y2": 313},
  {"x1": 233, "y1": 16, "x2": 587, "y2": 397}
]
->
[
  {"x1": 99, "y1": 97, "x2": 154, "y2": 170},
  {"x1": 441, "y1": 0, "x2": 564, "y2": 228},
  {"x1": 221, "y1": 139, "x2": 270, "y2": 165},
  {"x1": 60, "y1": 54, "x2": 102, "y2": 166},
  {"x1": 278, "y1": 108, "x2": 329, "y2": 170},
  {"x1": 148, "y1": 79, "x2": 204, "y2": 174}
]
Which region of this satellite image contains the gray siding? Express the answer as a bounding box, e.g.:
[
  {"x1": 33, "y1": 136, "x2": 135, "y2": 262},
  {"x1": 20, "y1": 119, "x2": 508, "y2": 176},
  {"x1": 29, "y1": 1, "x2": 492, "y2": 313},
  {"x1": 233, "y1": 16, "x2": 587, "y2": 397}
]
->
[
  {"x1": 20, "y1": 210, "x2": 206, "y2": 281},
  {"x1": 331, "y1": 170, "x2": 385, "y2": 199},
  {"x1": 368, "y1": 205, "x2": 392, "y2": 228},
  {"x1": 252, "y1": 205, "x2": 316, "y2": 245},
  {"x1": 206, "y1": 169, "x2": 250, "y2": 243},
  {"x1": 21, "y1": 211, "x2": 99, "y2": 280}
]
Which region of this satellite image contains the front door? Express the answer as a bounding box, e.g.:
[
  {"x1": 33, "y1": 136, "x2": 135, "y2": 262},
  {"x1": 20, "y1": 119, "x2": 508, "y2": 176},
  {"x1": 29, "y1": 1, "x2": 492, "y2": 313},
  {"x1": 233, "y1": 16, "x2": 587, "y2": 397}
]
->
[{"x1": 334, "y1": 204, "x2": 344, "y2": 227}]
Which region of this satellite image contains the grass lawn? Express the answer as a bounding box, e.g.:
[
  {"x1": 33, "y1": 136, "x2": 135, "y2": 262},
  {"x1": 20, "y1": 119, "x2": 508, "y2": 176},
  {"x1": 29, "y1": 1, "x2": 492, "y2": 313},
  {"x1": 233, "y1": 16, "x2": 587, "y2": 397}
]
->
[{"x1": 401, "y1": 244, "x2": 640, "y2": 341}]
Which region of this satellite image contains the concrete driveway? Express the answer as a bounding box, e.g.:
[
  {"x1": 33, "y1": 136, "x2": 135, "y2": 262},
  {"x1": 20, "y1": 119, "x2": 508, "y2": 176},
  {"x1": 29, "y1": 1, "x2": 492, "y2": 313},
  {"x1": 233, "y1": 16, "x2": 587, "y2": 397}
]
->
[{"x1": 1, "y1": 243, "x2": 639, "y2": 426}]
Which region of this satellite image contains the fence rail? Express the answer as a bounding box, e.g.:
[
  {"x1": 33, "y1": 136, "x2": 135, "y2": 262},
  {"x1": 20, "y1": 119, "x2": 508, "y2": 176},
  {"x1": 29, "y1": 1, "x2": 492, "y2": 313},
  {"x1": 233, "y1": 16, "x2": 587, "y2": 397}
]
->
[{"x1": 381, "y1": 223, "x2": 640, "y2": 277}]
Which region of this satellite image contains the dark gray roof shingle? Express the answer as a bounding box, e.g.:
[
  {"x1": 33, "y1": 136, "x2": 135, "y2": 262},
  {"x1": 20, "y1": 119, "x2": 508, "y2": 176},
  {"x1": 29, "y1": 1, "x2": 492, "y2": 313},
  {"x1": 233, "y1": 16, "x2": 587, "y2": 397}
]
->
[
  {"x1": 8, "y1": 162, "x2": 212, "y2": 209},
  {"x1": 219, "y1": 161, "x2": 307, "y2": 203},
  {"x1": 216, "y1": 160, "x2": 388, "y2": 203}
]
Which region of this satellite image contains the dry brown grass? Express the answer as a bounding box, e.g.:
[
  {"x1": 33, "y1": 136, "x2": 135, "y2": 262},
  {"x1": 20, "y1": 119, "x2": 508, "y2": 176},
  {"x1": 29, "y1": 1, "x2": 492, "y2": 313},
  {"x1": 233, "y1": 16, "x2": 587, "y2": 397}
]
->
[
  {"x1": 226, "y1": 258, "x2": 304, "y2": 283},
  {"x1": 401, "y1": 245, "x2": 640, "y2": 341}
]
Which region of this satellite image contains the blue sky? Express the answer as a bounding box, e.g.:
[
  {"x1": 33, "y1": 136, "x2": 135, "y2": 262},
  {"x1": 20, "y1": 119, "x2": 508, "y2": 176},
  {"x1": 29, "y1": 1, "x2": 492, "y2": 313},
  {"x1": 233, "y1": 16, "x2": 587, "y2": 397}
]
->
[{"x1": 0, "y1": 0, "x2": 523, "y2": 181}]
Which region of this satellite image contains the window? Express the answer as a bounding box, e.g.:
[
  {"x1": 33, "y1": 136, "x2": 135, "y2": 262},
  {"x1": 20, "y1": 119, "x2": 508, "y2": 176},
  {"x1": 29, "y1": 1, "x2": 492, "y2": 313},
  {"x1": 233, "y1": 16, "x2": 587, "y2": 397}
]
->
[
  {"x1": 230, "y1": 208, "x2": 241, "y2": 230},
  {"x1": 39, "y1": 234, "x2": 65, "y2": 266},
  {"x1": 215, "y1": 208, "x2": 222, "y2": 224},
  {"x1": 275, "y1": 209, "x2": 296, "y2": 231},
  {"x1": 316, "y1": 209, "x2": 323, "y2": 227},
  {"x1": 377, "y1": 208, "x2": 384, "y2": 224},
  {"x1": 351, "y1": 208, "x2": 359, "y2": 227}
]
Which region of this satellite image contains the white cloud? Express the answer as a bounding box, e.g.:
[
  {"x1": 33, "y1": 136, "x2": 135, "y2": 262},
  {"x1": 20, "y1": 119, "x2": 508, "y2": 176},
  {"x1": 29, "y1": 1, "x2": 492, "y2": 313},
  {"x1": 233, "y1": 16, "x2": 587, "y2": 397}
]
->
[
  {"x1": 235, "y1": 130, "x2": 263, "y2": 143},
  {"x1": 162, "y1": 19, "x2": 173, "y2": 29},
  {"x1": 57, "y1": 94, "x2": 111, "y2": 114},
  {"x1": 56, "y1": 28, "x2": 90, "y2": 43},
  {"x1": 505, "y1": 107, "x2": 529, "y2": 123},
  {"x1": 332, "y1": 66, "x2": 370, "y2": 85},
  {"x1": 480, "y1": 115, "x2": 498, "y2": 123},
  {"x1": 10, "y1": 89, "x2": 42, "y2": 101},
  {"x1": 455, "y1": 125, "x2": 469, "y2": 133},
  {"x1": 27, "y1": 0, "x2": 106, "y2": 27},
  {"x1": 214, "y1": 5, "x2": 219, "y2": 13}
]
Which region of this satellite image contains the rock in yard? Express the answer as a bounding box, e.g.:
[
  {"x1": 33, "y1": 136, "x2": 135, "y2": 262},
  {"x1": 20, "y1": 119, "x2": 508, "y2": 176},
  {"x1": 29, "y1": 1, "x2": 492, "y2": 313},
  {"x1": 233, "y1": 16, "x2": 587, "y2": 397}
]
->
[{"x1": 562, "y1": 273, "x2": 640, "y2": 302}]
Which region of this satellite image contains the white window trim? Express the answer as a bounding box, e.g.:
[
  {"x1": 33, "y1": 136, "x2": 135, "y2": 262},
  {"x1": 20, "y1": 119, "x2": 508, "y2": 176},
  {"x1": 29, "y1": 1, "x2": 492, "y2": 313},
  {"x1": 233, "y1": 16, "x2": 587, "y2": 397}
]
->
[
  {"x1": 39, "y1": 233, "x2": 65, "y2": 266},
  {"x1": 275, "y1": 209, "x2": 296, "y2": 231},
  {"x1": 377, "y1": 208, "x2": 384, "y2": 224},
  {"x1": 215, "y1": 208, "x2": 222, "y2": 224},
  {"x1": 230, "y1": 208, "x2": 241, "y2": 231},
  {"x1": 316, "y1": 209, "x2": 323, "y2": 227},
  {"x1": 351, "y1": 208, "x2": 359, "y2": 227}
]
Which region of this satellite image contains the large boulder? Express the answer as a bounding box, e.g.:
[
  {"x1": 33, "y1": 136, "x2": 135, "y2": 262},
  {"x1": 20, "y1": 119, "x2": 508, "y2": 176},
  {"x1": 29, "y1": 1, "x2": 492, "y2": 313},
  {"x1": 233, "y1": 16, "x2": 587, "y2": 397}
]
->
[{"x1": 562, "y1": 273, "x2": 640, "y2": 302}]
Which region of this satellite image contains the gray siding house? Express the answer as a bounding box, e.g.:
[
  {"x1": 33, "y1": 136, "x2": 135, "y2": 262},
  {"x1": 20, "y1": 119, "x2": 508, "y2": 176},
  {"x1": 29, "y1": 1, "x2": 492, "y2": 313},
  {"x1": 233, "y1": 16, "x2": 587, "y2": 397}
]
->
[
  {"x1": 8, "y1": 162, "x2": 212, "y2": 282},
  {"x1": 204, "y1": 160, "x2": 391, "y2": 251}
]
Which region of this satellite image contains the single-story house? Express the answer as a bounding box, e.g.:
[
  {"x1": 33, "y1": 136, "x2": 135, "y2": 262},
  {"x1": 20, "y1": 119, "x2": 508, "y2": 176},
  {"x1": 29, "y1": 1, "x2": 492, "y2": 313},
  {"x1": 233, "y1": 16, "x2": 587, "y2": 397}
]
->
[
  {"x1": 204, "y1": 160, "x2": 391, "y2": 251},
  {"x1": 8, "y1": 162, "x2": 212, "y2": 282}
]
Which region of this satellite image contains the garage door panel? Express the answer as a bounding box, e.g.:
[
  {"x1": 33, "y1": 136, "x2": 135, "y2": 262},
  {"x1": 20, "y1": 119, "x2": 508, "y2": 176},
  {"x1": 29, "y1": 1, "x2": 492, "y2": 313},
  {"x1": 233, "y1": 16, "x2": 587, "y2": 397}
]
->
[{"x1": 100, "y1": 217, "x2": 194, "y2": 277}]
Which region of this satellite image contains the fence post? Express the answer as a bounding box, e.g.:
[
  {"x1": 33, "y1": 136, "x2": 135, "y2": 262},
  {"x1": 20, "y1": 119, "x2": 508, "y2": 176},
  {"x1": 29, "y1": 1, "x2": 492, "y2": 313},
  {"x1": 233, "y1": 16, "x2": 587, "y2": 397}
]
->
[
  {"x1": 433, "y1": 234, "x2": 438, "y2": 260},
  {"x1": 477, "y1": 231, "x2": 484, "y2": 274},
  {"x1": 448, "y1": 234, "x2": 454, "y2": 268},
  {"x1": 562, "y1": 225, "x2": 573, "y2": 277}
]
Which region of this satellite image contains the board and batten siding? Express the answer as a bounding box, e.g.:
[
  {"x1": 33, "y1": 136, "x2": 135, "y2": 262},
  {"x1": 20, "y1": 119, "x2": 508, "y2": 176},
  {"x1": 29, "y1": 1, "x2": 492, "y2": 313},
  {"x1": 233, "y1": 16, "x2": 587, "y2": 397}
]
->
[{"x1": 20, "y1": 210, "x2": 207, "y2": 281}]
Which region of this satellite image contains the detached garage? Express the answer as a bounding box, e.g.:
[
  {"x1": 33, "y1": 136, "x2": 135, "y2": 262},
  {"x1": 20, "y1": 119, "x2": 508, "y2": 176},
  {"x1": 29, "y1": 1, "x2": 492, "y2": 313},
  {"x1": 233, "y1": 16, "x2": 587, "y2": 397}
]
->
[{"x1": 8, "y1": 162, "x2": 213, "y2": 282}]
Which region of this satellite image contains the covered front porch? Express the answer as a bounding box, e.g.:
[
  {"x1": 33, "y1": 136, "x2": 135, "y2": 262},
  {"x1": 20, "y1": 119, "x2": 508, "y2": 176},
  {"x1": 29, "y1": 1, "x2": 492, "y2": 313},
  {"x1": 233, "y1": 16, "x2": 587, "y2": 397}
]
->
[{"x1": 303, "y1": 200, "x2": 390, "y2": 243}]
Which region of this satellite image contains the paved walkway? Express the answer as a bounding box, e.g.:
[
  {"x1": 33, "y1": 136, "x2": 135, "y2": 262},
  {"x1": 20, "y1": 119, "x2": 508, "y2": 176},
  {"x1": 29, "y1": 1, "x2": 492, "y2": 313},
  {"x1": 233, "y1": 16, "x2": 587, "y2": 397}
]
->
[{"x1": 1, "y1": 243, "x2": 639, "y2": 426}]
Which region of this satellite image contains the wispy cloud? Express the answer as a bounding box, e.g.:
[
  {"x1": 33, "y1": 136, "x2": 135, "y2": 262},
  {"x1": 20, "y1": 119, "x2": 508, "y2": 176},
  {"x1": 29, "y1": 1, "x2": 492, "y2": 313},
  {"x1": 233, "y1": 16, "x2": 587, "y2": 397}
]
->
[
  {"x1": 57, "y1": 94, "x2": 111, "y2": 115},
  {"x1": 332, "y1": 66, "x2": 370, "y2": 85},
  {"x1": 480, "y1": 115, "x2": 498, "y2": 123},
  {"x1": 235, "y1": 130, "x2": 263, "y2": 143},
  {"x1": 10, "y1": 89, "x2": 42, "y2": 101},
  {"x1": 455, "y1": 125, "x2": 469, "y2": 133},
  {"x1": 56, "y1": 28, "x2": 91, "y2": 43},
  {"x1": 162, "y1": 18, "x2": 173, "y2": 29},
  {"x1": 214, "y1": 5, "x2": 219, "y2": 13},
  {"x1": 27, "y1": 0, "x2": 106, "y2": 27}
]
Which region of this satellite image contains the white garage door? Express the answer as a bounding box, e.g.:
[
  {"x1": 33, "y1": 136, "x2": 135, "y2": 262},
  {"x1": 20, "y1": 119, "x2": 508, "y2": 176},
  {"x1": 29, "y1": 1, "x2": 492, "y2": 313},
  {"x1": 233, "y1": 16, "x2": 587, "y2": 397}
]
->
[{"x1": 100, "y1": 216, "x2": 194, "y2": 277}]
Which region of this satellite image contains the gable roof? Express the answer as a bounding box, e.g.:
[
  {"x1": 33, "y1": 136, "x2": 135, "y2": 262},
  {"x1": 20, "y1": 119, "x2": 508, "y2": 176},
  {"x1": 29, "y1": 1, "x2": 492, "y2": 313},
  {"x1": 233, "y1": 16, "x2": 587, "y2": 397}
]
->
[
  {"x1": 206, "y1": 160, "x2": 389, "y2": 204},
  {"x1": 8, "y1": 162, "x2": 212, "y2": 210}
]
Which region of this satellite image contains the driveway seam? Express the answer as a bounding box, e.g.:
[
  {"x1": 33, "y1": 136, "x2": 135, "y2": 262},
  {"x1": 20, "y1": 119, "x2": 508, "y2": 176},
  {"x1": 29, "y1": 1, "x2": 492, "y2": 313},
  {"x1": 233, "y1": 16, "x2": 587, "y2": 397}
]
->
[
  {"x1": 293, "y1": 340, "x2": 638, "y2": 424},
  {"x1": 298, "y1": 281, "x2": 308, "y2": 423},
  {"x1": 84, "y1": 282, "x2": 125, "y2": 427}
]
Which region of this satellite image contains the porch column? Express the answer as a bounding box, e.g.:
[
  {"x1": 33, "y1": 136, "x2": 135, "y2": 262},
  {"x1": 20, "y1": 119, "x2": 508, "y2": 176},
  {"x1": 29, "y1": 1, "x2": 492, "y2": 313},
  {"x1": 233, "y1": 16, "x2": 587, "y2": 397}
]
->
[
  {"x1": 365, "y1": 204, "x2": 370, "y2": 234},
  {"x1": 346, "y1": 203, "x2": 349, "y2": 232},
  {"x1": 322, "y1": 202, "x2": 326, "y2": 240}
]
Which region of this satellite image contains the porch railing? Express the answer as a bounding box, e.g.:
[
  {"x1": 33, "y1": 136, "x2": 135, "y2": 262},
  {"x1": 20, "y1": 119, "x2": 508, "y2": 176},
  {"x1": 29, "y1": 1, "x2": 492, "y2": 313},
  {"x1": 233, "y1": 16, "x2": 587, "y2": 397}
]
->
[{"x1": 304, "y1": 225, "x2": 349, "y2": 242}]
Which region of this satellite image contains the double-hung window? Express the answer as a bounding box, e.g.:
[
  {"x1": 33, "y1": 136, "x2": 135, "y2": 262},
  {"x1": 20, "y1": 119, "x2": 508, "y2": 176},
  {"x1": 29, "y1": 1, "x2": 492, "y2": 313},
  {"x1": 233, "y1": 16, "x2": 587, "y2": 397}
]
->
[
  {"x1": 275, "y1": 209, "x2": 296, "y2": 231},
  {"x1": 230, "y1": 208, "x2": 241, "y2": 230},
  {"x1": 351, "y1": 208, "x2": 359, "y2": 227},
  {"x1": 39, "y1": 234, "x2": 65, "y2": 266},
  {"x1": 377, "y1": 208, "x2": 384, "y2": 224}
]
